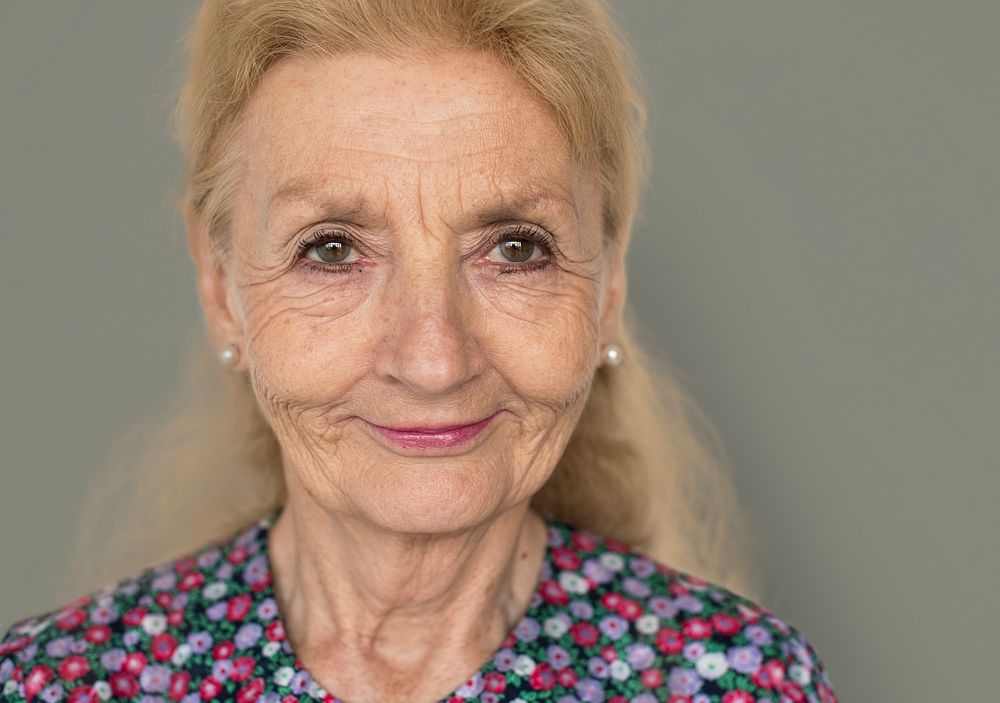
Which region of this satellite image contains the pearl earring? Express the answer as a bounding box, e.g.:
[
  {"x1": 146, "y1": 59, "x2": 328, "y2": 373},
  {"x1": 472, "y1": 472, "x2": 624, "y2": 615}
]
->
[
  {"x1": 218, "y1": 343, "x2": 240, "y2": 367},
  {"x1": 602, "y1": 343, "x2": 623, "y2": 367}
]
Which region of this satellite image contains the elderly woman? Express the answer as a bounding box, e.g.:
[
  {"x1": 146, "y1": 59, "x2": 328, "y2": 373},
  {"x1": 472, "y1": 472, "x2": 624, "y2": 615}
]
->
[{"x1": 1, "y1": 1, "x2": 837, "y2": 702}]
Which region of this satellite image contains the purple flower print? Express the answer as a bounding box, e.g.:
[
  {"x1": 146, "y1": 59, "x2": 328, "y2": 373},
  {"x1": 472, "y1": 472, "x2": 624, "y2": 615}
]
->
[
  {"x1": 140, "y1": 665, "x2": 172, "y2": 693},
  {"x1": 197, "y1": 549, "x2": 221, "y2": 569},
  {"x1": 493, "y1": 648, "x2": 516, "y2": 671},
  {"x1": 152, "y1": 573, "x2": 177, "y2": 592},
  {"x1": 647, "y1": 596, "x2": 678, "y2": 619},
  {"x1": 683, "y1": 642, "x2": 706, "y2": 661},
  {"x1": 625, "y1": 642, "x2": 655, "y2": 670},
  {"x1": 629, "y1": 557, "x2": 657, "y2": 578},
  {"x1": 187, "y1": 631, "x2": 213, "y2": 653},
  {"x1": 598, "y1": 614, "x2": 628, "y2": 641},
  {"x1": 622, "y1": 577, "x2": 651, "y2": 599},
  {"x1": 99, "y1": 648, "x2": 126, "y2": 671},
  {"x1": 39, "y1": 684, "x2": 64, "y2": 703},
  {"x1": 570, "y1": 600, "x2": 594, "y2": 620},
  {"x1": 243, "y1": 555, "x2": 269, "y2": 586},
  {"x1": 235, "y1": 623, "x2": 263, "y2": 649},
  {"x1": 122, "y1": 630, "x2": 140, "y2": 647},
  {"x1": 546, "y1": 644, "x2": 572, "y2": 669},
  {"x1": 256, "y1": 597, "x2": 278, "y2": 621},
  {"x1": 89, "y1": 603, "x2": 119, "y2": 624},
  {"x1": 454, "y1": 671, "x2": 484, "y2": 697},
  {"x1": 727, "y1": 645, "x2": 763, "y2": 674},
  {"x1": 211, "y1": 659, "x2": 233, "y2": 681},
  {"x1": 675, "y1": 595, "x2": 704, "y2": 613},
  {"x1": 290, "y1": 670, "x2": 313, "y2": 694},
  {"x1": 744, "y1": 624, "x2": 774, "y2": 646},
  {"x1": 574, "y1": 677, "x2": 606, "y2": 703},
  {"x1": 588, "y1": 656, "x2": 609, "y2": 678},
  {"x1": 582, "y1": 559, "x2": 613, "y2": 585},
  {"x1": 514, "y1": 617, "x2": 541, "y2": 642},
  {"x1": 205, "y1": 601, "x2": 228, "y2": 622},
  {"x1": 668, "y1": 666, "x2": 704, "y2": 696},
  {"x1": 44, "y1": 637, "x2": 73, "y2": 658},
  {"x1": 215, "y1": 563, "x2": 234, "y2": 581}
]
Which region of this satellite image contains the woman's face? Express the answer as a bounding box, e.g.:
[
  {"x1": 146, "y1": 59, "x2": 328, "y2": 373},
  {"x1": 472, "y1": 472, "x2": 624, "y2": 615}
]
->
[{"x1": 190, "y1": 49, "x2": 625, "y2": 533}]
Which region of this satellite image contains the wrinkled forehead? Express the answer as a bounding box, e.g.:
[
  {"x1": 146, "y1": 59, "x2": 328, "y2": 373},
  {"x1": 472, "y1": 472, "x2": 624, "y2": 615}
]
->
[{"x1": 234, "y1": 51, "x2": 598, "y2": 231}]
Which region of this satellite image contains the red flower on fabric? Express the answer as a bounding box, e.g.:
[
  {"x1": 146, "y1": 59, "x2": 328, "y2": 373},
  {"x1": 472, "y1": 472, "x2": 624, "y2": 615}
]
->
[
  {"x1": 55, "y1": 609, "x2": 86, "y2": 632},
  {"x1": 169, "y1": 671, "x2": 191, "y2": 702},
  {"x1": 600, "y1": 592, "x2": 623, "y2": 610},
  {"x1": 122, "y1": 652, "x2": 148, "y2": 675},
  {"x1": 604, "y1": 538, "x2": 630, "y2": 553},
  {"x1": 780, "y1": 680, "x2": 807, "y2": 702},
  {"x1": 152, "y1": 633, "x2": 178, "y2": 661},
  {"x1": 67, "y1": 684, "x2": 98, "y2": 703},
  {"x1": 123, "y1": 607, "x2": 147, "y2": 627},
  {"x1": 483, "y1": 671, "x2": 506, "y2": 693},
  {"x1": 228, "y1": 594, "x2": 253, "y2": 621},
  {"x1": 540, "y1": 579, "x2": 569, "y2": 606},
  {"x1": 231, "y1": 656, "x2": 256, "y2": 682},
  {"x1": 616, "y1": 598, "x2": 643, "y2": 620},
  {"x1": 640, "y1": 668, "x2": 664, "y2": 688},
  {"x1": 178, "y1": 572, "x2": 205, "y2": 592},
  {"x1": 751, "y1": 658, "x2": 786, "y2": 689},
  {"x1": 199, "y1": 676, "x2": 223, "y2": 700},
  {"x1": 529, "y1": 662, "x2": 556, "y2": 691},
  {"x1": 655, "y1": 627, "x2": 683, "y2": 654},
  {"x1": 556, "y1": 667, "x2": 578, "y2": 687},
  {"x1": 24, "y1": 664, "x2": 55, "y2": 700},
  {"x1": 265, "y1": 620, "x2": 285, "y2": 642},
  {"x1": 721, "y1": 692, "x2": 755, "y2": 703},
  {"x1": 571, "y1": 531, "x2": 598, "y2": 552},
  {"x1": 236, "y1": 677, "x2": 265, "y2": 703},
  {"x1": 156, "y1": 592, "x2": 174, "y2": 610},
  {"x1": 84, "y1": 624, "x2": 111, "y2": 644},
  {"x1": 109, "y1": 672, "x2": 140, "y2": 698},
  {"x1": 681, "y1": 617, "x2": 712, "y2": 639},
  {"x1": 213, "y1": 641, "x2": 235, "y2": 660},
  {"x1": 710, "y1": 613, "x2": 742, "y2": 636},
  {"x1": 552, "y1": 546, "x2": 581, "y2": 570},
  {"x1": 57, "y1": 655, "x2": 89, "y2": 681},
  {"x1": 570, "y1": 622, "x2": 599, "y2": 647}
]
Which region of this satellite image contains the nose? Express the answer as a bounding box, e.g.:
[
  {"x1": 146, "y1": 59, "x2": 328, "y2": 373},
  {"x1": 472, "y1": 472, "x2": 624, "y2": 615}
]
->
[{"x1": 374, "y1": 251, "x2": 481, "y2": 396}]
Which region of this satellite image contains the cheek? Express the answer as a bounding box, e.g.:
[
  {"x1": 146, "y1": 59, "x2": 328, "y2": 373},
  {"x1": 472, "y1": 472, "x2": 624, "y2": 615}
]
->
[
  {"x1": 477, "y1": 279, "x2": 601, "y2": 408},
  {"x1": 239, "y1": 276, "x2": 374, "y2": 415}
]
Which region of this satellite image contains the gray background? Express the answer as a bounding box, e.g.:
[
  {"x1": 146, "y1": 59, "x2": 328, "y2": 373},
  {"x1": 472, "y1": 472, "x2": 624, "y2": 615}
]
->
[{"x1": 2, "y1": 2, "x2": 998, "y2": 700}]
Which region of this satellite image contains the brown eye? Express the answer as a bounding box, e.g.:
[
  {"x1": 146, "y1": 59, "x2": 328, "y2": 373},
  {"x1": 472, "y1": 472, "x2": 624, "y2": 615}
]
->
[
  {"x1": 309, "y1": 240, "x2": 352, "y2": 264},
  {"x1": 498, "y1": 239, "x2": 535, "y2": 263}
]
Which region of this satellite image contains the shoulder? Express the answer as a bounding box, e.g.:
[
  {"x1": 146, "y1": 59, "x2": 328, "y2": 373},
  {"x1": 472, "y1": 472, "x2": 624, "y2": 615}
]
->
[
  {"x1": 0, "y1": 516, "x2": 273, "y2": 703},
  {"x1": 545, "y1": 520, "x2": 839, "y2": 703}
]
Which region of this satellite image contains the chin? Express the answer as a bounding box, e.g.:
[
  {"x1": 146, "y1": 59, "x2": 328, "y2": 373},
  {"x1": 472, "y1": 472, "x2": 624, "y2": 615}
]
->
[{"x1": 356, "y1": 459, "x2": 516, "y2": 535}]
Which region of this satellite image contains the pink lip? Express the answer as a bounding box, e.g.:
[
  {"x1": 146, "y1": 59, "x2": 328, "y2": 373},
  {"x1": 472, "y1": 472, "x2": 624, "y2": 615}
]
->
[{"x1": 363, "y1": 412, "x2": 499, "y2": 450}]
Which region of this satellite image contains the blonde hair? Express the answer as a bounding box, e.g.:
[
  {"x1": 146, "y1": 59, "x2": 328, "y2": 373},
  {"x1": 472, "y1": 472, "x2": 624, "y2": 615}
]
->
[{"x1": 72, "y1": 0, "x2": 763, "y2": 603}]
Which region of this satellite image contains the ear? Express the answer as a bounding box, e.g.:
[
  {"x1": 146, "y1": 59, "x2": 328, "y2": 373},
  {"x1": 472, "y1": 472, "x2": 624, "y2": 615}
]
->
[
  {"x1": 599, "y1": 233, "x2": 627, "y2": 353},
  {"x1": 184, "y1": 205, "x2": 247, "y2": 372}
]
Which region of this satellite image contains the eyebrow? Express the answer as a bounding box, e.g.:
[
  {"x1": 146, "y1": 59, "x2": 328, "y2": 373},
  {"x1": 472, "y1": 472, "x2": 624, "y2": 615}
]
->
[{"x1": 264, "y1": 177, "x2": 579, "y2": 233}]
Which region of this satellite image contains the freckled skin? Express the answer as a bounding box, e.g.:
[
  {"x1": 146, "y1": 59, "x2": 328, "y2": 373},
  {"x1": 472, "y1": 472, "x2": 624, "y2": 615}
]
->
[
  {"x1": 208, "y1": 50, "x2": 620, "y2": 532},
  {"x1": 187, "y1": 49, "x2": 627, "y2": 702}
]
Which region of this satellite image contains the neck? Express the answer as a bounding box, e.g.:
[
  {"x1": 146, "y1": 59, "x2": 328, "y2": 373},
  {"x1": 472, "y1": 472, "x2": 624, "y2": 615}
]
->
[{"x1": 266, "y1": 489, "x2": 549, "y2": 686}]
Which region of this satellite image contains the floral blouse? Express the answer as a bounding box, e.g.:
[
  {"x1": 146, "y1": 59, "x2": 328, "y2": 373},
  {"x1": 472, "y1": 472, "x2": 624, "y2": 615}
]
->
[{"x1": 1, "y1": 509, "x2": 838, "y2": 703}]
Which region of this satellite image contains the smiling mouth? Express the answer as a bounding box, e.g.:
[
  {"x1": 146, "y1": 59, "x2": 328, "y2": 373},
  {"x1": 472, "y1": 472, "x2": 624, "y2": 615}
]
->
[{"x1": 361, "y1": 411, "x2": 500, "y2": 450}]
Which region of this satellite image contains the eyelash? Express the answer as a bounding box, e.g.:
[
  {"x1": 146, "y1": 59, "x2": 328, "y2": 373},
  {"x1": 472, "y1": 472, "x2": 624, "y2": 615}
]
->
[{"x1": 295, "y1": 224, "x2": 556, "y2": 278}]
